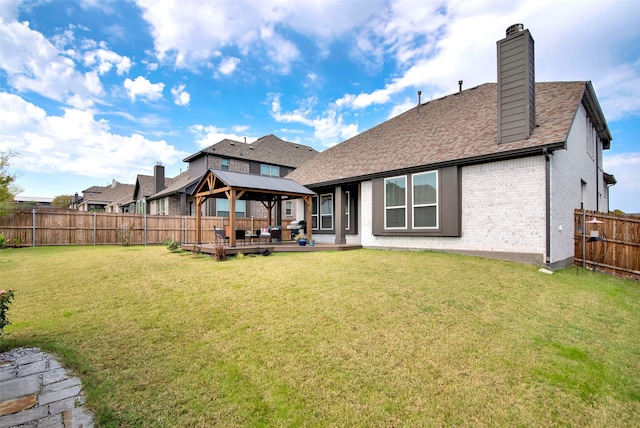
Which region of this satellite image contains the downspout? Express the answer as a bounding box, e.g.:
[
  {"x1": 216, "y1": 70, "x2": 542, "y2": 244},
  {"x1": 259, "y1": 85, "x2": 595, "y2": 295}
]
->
[
  {"x1": 543, "y1": 148, "x2": 551, "y2": 264},
  {"x1": 595, "y1": 143, "x2": 600, "y2": 212}
]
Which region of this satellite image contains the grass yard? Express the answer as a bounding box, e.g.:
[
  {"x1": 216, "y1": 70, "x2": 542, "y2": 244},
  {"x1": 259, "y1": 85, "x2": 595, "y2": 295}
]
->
[{"x1": 1, "y1": 245, "x2": 639, "y2": 427}]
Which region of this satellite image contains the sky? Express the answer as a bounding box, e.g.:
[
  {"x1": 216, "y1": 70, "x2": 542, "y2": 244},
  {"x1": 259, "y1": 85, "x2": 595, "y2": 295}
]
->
[{"x1": 1, "y1": 0, "x2": 639, "y2": 213}]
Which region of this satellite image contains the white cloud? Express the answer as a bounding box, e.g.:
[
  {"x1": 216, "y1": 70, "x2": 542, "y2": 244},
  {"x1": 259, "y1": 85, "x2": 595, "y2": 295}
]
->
[
  {"x1": 269, "y1": 94, "x2": 358, "y2": 147},
  {"x1": 0, "y1": 92, "x2": 187, "y2": 180},
  {"x1": 0, "y1": 0, "x2": 20, "y2": 20},
  {"x1": 0, "y1": 19, "x2": 103, "y2": 108},
  {"x1": 134, "y1": 0, "x2": 380, "y2": 72},
  {"x1": 83, "y1": 46, "x2": 132, "y2": 75},
  {"x1": 604, "y1": 152, "x2": 640, "y2": 213},
  {"x1": 218, "y1": 56, "x2": 240, "y2": 75},
  {"x1": 189, "y1": 124, "x2": 257, "y2": 148},
  {"x1": 171, "y1": 84, "x2": 190, "y2": 106},
  {"x1": 124, "y1": 76, "x2": 164, "y2": 102}
]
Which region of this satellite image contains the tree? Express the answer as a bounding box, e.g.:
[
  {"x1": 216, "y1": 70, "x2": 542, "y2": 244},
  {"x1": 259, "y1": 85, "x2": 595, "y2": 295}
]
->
[
  {"x1": 0, "y1": 151, "x2": 22, "y2": 218},
  {"x1": 51, "y1": 194, "x2": 73, "y2": 208}
]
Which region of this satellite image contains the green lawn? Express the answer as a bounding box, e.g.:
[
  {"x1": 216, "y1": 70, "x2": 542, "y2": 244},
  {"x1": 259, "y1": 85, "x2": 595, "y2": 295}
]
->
[{"x1": 1, "y1": 246, "x2": 639, "y2": 427}]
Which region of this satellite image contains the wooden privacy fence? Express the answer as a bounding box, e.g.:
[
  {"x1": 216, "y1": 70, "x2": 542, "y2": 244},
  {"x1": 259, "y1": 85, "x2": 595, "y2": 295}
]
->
[
  {"x1": 0, "y1": 210, "x2": 290, "y2": 247},
  {"x1": 574, "y1": 209, "x2": 640, "y2": 280}
]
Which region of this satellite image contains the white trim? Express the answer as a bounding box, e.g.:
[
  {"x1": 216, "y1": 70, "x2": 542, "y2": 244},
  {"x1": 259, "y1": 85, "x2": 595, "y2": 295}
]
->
[{"x1": 384, "y1": 175, "x2": 407, "y2": 229}]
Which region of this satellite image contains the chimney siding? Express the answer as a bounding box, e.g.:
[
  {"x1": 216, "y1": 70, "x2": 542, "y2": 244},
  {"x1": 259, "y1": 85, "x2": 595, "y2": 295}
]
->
[
  {"x1": 154, "y1": 163, "x2": 165, "y2": 194},
  {"x1": 497, "y1": 26, "x2": 535, "y2": 144}
]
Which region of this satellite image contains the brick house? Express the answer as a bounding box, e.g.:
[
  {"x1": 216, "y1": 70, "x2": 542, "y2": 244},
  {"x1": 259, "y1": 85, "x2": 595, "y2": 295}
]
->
[{"x1": 287, "y1": 24, "x2": 615, "y2": 268}]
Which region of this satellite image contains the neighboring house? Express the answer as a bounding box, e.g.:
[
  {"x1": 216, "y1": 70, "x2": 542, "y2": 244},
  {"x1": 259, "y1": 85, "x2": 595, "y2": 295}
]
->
[
  {"x1": 77, "y1": 180, "x2": 134, "y2": 213},
  {"x1": 150, "y1": 134, "x2": 318, "y2": 221},
  {"x1": 132, "y1": 163, "x2": 175, "y2": 215},
  {"x1": 287, "y1": 24, "x2": 615, "y2": 268}
]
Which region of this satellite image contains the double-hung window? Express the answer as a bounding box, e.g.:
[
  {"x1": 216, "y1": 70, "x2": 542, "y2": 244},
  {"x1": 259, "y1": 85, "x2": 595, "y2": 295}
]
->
[
  {"x1": 216, "y1": 198, "x2": 246, "y2": 217},
  {"x1": 261, "y1": 164, "x2": 280, "y2": 177},
  {"x1": 311, "y1": 196, "x2": 318, "y2": 229},
  {"x1": 320, "y1": 194, "x2": 333, "y2": 230},
  {"x1": 385, "y1": 176, "x2": 407, "y2": 228},
  {"x1": 344, "y1": 191, "x2": 350, "y2": 230},
  {"x1": 412, "y1": 171, "x2": 438, "y2": 228},
  {"x1": 221, "y1": 159, "x2": 229, "y2": 171}
]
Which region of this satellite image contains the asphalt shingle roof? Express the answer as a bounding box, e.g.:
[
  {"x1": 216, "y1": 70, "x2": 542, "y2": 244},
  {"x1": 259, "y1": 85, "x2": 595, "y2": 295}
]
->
[
  {"x1": 287, "y1": 82, "x2": 592, "y2": 186},
  {"x1": 183, "y1": 134, "x2": 318, "y2": 168}
]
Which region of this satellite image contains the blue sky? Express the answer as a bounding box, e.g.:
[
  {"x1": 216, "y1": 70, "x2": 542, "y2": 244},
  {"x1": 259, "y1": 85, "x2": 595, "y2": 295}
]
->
[{"x1": 1, "y1": 0, "x2": 639, "y2": 212}]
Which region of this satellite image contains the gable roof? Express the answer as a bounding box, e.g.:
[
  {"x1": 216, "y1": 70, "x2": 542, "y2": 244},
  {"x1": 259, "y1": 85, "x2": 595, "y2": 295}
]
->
[
  {"x1": 193, "y1": 169, "x2": 316, "y2": 201},
  {"x1": 81, "y1": 181, "x2": 134, "y2": 204},
  {"x1": 287, "y1": 81, "x2": 610, "y2": 187},
  {"x1": 133, "y1": 174, "x2": 175, "y2": 200},
  {"x1": 148, "y1": 170, "x2": 200, "y2": 200},
  {"x1": 183, "y1": 134, "x2": 318, "y2": 168}
]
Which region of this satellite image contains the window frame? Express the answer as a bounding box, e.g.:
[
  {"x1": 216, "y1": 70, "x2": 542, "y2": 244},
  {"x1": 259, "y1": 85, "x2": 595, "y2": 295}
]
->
[
  {"x1": 412, "y1": 171, "x2": 439, "y2": 229},
  {"x1": 261, "y1": 164, "x2": 280, "y2": 177},
  {"x1": 320, "y1": 193, "x2": 333, "y2": 230},
  {"x1": 221, "y1": 158, "x2": 230, "y2": 171},
  {"x1": 384, "y1": 175, "x2": 407, "y2": 229},
  {"x1": 215, "y1": 198, "x2": 246, "y2": 218}
]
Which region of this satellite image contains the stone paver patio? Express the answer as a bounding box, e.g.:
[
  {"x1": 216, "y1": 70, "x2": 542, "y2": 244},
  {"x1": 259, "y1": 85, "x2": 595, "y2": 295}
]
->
[{"x1": 0, "y1": 348, "x2": 93, "y2": 428}]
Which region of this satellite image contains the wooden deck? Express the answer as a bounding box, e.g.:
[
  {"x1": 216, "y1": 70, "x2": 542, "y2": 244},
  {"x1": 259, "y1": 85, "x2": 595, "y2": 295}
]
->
[{"x1": 181, "y1": 241, "x2": 362, "y2": 255}]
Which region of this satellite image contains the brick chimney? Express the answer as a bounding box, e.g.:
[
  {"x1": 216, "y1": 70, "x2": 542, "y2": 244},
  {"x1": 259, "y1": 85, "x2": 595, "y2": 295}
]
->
[
  {"x1": 497, "y1": 23, "x2": 535, "y2": 144},
  {"x1": 154, "y1": 162, "x2": 165, "y2": 194}
]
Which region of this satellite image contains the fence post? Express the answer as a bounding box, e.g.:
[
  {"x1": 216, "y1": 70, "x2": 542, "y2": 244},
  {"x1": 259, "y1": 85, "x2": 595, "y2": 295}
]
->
[
  {"x1": 93, "y1": 212, "x2": 97, "y2": 246},
  {"x1": 183, "y1": 215, "x2": 187, "y2": 244},
  {"x1": 144, "y1": 213, "x2": 147, "y2": 246},
  {"x1": 32, "y1": 209, "x2": 36, "y2": 247}
]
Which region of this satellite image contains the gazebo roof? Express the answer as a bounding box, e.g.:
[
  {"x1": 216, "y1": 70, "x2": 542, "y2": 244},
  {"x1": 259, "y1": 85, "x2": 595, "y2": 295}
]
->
[{"x1": 192, "y1": 169, "x2": 316, "y2": 201}]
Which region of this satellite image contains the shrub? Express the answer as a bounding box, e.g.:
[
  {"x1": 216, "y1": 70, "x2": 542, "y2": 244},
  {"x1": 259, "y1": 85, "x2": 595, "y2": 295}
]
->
[
  {"x1": 212, "y1": 236, "x2": 226, "y2": 261},
  {"x1": 167, "y1": 240, "x2": 181, "y2": 253},
  {"x1": 118, "y1": 222, "x2": 134, "y2": 246},
  {"x1": 0, "y1": 232, "x2": 5, "y2": 249},
  {"x1": 0, "y1": 289, "x2": 15, "y2": 335}
]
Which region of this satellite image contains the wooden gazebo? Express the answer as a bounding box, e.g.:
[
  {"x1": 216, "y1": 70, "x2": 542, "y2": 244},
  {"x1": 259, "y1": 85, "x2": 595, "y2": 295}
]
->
[{"x1": 192, "y1": 169, "x2": 316, "y2": 246}]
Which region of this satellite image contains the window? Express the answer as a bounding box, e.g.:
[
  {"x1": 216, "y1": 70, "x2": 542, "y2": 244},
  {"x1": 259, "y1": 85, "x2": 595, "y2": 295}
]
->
[
  {"x1": 285, "y1": 201, "x2": 292, "y2": 216},
  {"x1": 261, "y1": 164, "x2": 280, "y2": 177},
  {"x1": 320, "y1": 194, "x2": 333, "y2": 230},
  {"x1": 413, "y1": 172, "x2": 438, "y2": 228},
  {"x1": 215, "y1": 198, "x2": 246, "y2": 217},
  {"x1": 158, "y1": 198, "x2": 166, "y2": 215},
  {"x1": 221, "y1": 158, "x2": 229, "y2": 171},
  {"x1": 344, "y1": 191, "x2": 350, "y2": 230},
  {"x1": 385, "y1": 176, "x2": 406, "y2": 228},
  {"x1": 311, "y1": 196, "x2": 318, "y2": 229},
  {"x1": 373, "y1": 166, "x2": 459, "y2": 237}
]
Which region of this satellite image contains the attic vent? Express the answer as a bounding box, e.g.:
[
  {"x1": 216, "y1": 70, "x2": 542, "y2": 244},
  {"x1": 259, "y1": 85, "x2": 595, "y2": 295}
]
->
[
  {"x1": 230, "y1": 142, "x2": 235, "y2": 146},
  {"x1": 249, "y1": 146, "x2": 254, "y2": 150}
]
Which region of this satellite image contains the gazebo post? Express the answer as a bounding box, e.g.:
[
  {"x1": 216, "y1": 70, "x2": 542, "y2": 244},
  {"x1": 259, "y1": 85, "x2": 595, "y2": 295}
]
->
[
  {"x1": 304, "y1": 195, "x2": 313, "y2": 241},
  {"x1": 196, "y1": 195, "x2": 203, "y2": 244},
  {"x1": 228, "y1": 190, "x2": 236, "y2": 247}
]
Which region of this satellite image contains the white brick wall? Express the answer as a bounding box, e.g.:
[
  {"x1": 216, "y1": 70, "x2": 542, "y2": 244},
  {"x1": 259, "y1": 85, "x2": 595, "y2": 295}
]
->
[
  {"x1": 359, "y1": 157, "x2": 547, "y2": 262},
  {"x1": 549, "y1": 103, "x2": 609, "y2": 263}
]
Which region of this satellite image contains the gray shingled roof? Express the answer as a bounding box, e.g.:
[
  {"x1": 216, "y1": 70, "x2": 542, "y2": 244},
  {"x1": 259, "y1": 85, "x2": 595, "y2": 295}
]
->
[
  {"x1": 82, "y1": 181, "x2": 135, "y2": 205},
  {"x1": 149, "y1": 170, "x2": 200, "y2": 200},
  {"x1": 183, "y1": 134, "x2": 318, "y2": 168},
  {"x1": 287, "y1": 82, "x2": 603, "y2": 186},
  {"x1": 135, "y1": 174, "x2": 175, "y2": 199}
]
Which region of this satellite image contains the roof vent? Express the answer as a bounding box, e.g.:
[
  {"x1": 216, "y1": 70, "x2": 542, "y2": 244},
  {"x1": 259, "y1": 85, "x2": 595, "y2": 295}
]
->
[{"x1": 506, "y1": 23, "x2": 524, "y2": 36}]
